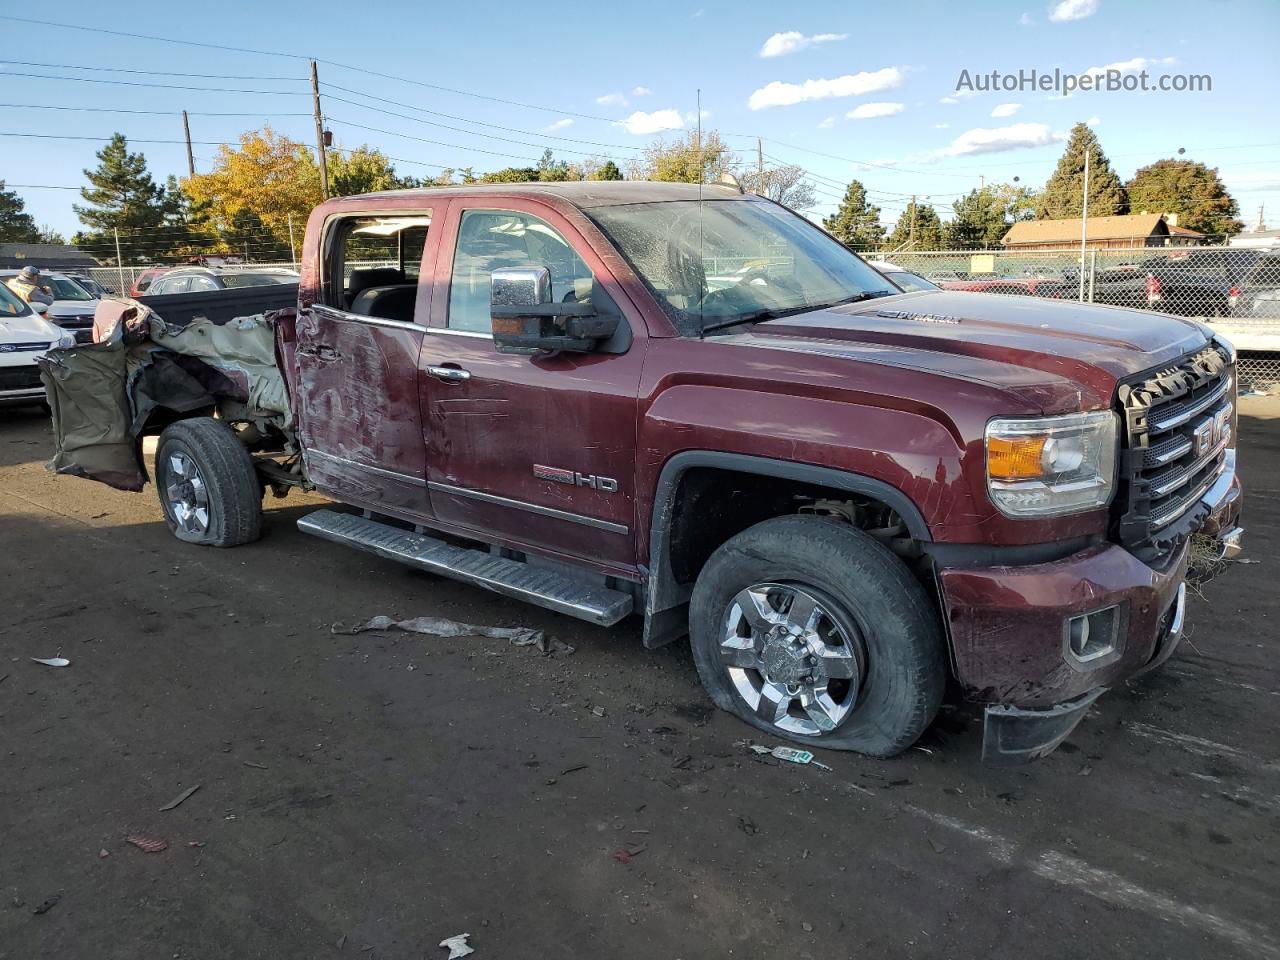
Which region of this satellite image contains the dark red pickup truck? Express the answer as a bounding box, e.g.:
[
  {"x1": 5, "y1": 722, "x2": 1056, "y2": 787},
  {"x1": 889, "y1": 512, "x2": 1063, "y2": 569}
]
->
[{"x1": 41, "y1": 181, "x2": 1245, "y2": 762}]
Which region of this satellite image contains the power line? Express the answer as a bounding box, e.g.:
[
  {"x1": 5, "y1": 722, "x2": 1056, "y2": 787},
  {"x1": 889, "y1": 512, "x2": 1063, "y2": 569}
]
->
[
  {"x1": 0, "y1": 71, "x2": 308, "y2": 96},
  {"x1": 11, "y1": 16, "x2": 625, "y2": 123},
  {"x1": 0, "y1": 102, "x2": 312, "y2": 118},
  {"x1": 327, "y1": 117, "x2": 550, "y2": 164},
  {"x1": 0, "y1": 59, "x2": 305, "y2": 82},
  {"x1": 321, "y1": 83, "x2": 642, "y2": 152}
]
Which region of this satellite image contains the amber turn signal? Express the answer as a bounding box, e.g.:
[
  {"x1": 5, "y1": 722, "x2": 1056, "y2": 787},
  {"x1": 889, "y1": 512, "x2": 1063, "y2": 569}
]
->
[{"x1": 987, "y1": 435, "x2": 1048, "y2": 480}]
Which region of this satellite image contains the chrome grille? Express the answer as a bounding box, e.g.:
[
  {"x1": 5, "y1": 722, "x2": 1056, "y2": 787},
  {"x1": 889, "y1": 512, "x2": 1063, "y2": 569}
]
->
[{"x1": 1116, "y1": 343, "x2": 1234, "y2": 558}]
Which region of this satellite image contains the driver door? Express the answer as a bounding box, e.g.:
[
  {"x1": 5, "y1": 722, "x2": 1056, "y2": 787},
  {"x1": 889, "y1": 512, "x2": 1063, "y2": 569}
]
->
[{"x1": 421, "y1": 199, "x2": 646, "y2": 573}]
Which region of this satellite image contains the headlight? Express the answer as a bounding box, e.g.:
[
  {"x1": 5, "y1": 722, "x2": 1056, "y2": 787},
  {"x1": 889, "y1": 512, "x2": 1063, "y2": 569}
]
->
[
  {"x1": 985, "y1": 411, "x2": 1118, "y2": 517},
  {"x1": 57, "y1": 331, "x2": 76, "y2": 349}
]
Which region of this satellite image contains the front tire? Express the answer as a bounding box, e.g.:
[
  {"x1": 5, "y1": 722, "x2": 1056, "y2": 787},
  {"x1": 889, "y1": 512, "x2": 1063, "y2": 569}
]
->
[
  {"x1": 689, "y1": 515, "x2": 945, "y2": 757},
  {"x1": 155, "y1": 418, "x2": 262, "y2": 546}
]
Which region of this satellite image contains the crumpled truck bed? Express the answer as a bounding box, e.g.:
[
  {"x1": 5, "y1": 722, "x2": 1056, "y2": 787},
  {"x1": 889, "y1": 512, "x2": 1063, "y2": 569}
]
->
[{"x1": 39, "y1": 298, "x2": 293, "y2": 492}]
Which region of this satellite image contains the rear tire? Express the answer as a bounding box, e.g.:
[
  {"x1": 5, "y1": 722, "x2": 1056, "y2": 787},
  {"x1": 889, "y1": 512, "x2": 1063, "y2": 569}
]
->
[
  {"x1": 689, "y1": 515, "x2": 945, "y2": 757},
  {"x1": 155, "y1": 418, "x2": 262, "y2": 547}
]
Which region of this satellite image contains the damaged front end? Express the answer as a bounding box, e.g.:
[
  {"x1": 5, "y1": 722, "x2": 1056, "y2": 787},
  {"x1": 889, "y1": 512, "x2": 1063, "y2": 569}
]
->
[{"x1": 38, "y1": 299, "x2": 299, "y2": 492}]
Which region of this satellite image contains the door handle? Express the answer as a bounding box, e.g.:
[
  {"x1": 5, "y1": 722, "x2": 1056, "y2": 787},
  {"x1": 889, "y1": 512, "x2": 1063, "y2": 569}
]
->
[{"x1": 427, "y1": 364, "x2": 472, "y2": 383}]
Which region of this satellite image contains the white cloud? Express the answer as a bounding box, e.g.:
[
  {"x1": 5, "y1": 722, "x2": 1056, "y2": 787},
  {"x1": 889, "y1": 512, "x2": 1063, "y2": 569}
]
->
[
  {"x1": 936, "y1": 122, "x2": 1063, "y2": 157},
  {"x1": 933, "y1": 122, "x2": 951, "y2": 129},
  {"x1": 631, "y1": 86, "x2": 653, "y2": 97},
  {"x1": 1048, "y1": 0, "x2": 1098, "y2": 22},
  {"x1": 991, "y1": 102, "x2": 1022, "y2": 117},
  {"x1": 596, "y1": 92, "x2": 628, "y2": 107},
  {"x1": 1019, "y1": 11, "x2": 1034, "y2": 24},
  {"x1": 619, "y1": 109, "x2": 685, "y2": 135},
  {"x1": 818, "y1": 116, "x2": 836, "y2": 129},
  {"x1": 1084, "y1": 56, "x2": 1175, "y2": 77},
  {"x1": 1086, "y1": 116, "x2": 1102, "y2": 126},
  {"x1": 748, "y1": 66, "x2": 905, "y2": 110},
  {"x1": 543, "y1": 118, "x2": 574, "y2": 133},
  {"x1": 683, "y1": 109, "x2": 712, "y2": 125},
  {"x1": 847, "y1": 101, "x2": 905, "y2": 119},
  {"x1": 759, "y1": 30, "x2": 848, "y2": 58},
  {"x1": 939, "y1": 96, "x2": 959, "y2": 105}
]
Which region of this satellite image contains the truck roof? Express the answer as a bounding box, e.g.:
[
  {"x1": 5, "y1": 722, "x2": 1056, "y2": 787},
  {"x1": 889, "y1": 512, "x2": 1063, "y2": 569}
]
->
[{"x1": 340, "y1": 180, "x2": 753, "y2": 209}]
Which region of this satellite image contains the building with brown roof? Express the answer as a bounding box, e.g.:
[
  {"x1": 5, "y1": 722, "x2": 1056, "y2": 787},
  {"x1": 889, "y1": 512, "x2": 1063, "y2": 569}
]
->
[{"x1": 1001, "y1": 214, "x2": 1204, "y2": 251}]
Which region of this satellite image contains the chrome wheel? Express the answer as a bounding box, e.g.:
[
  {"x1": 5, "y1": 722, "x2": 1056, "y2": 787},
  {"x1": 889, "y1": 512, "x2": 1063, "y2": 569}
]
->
[
  {"x1": 163, "y1": 451, "x2": 210, "y2": 535},
  {"x1": 720, "y1": 582, "x2": 865, "y2": 736}
]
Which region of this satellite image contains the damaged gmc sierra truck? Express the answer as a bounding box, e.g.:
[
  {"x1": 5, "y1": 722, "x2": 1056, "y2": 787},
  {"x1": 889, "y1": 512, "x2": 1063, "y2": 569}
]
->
[{"x1": 40, "y1": 181, "x2": 1245, "y2": 761}]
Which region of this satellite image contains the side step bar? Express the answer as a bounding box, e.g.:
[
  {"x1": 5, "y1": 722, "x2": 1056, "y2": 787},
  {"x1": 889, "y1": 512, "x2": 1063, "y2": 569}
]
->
[{"x1": 297, "y1": 508, "x2": 633, "y2": 626}]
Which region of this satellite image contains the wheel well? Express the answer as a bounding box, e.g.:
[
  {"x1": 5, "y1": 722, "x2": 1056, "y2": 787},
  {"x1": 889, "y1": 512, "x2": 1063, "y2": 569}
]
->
[{"x1": 665, "y1": 467, "x2": 920, "y2": 586}]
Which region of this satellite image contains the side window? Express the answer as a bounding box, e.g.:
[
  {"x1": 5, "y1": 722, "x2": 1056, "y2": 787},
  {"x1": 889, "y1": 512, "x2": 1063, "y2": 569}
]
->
[
  {"x1": 447, "y1": 209, "x2": 594, "y2": 334},
  {"x1": 323, "y1": 212, "x2": 432, "y2": 317},
  {"x1": 188, "y1": 276, "x2": 218, "y2": 292}
]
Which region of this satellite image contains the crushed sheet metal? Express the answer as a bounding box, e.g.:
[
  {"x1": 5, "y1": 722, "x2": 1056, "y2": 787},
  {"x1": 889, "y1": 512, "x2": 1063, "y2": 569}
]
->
[
  {"x1": 439, "y1": 933, "x2": 475, "y2": 958},
  {"x1": 125, "y1": 835, "x2": 169, "y2": 854},
  {"x1": 333, "y1": 615, "x2": 573, "y2": 654}
]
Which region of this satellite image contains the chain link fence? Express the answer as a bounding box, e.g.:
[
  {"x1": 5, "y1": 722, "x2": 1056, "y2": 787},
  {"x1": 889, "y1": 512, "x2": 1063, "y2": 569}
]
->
[{"x1": 868, "y1": 245, "x2": 1280, "y2": 394}]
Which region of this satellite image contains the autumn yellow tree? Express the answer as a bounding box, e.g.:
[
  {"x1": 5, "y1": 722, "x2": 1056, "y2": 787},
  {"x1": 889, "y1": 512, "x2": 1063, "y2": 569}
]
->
[{"x1": 182, "y1": 126, "x2": 323, "y2": 252}]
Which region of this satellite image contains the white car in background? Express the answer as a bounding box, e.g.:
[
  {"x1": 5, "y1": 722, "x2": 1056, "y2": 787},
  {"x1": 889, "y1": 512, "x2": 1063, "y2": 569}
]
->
[
  {"x1": 0, "y1": 269, "x2": 101, "y2": 344},
  {"x1": 867, "y1": 260, "x2": 940, "y2": 293},
  {"x1": 0, "y1": 283, "x2": 74, "y2": 406}
]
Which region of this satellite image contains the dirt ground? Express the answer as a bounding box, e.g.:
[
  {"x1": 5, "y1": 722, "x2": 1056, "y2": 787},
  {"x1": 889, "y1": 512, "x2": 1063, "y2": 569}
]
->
[{"x1": 1, "y1": 398, "x2": 1278, "y2": 960}]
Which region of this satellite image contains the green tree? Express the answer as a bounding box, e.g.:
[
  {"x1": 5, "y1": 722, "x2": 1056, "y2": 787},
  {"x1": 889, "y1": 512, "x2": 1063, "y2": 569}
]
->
[
  {"x1": 634, "y1": 130, "x2": 733, "y2": 184},
  {"x1": 1035, "y1": 123, "x2": 1127, "y2": 219},
  {"x1": 72, "y1": 134, "x2": 175, "y2": 263},
  {"x1": 739, "y1": 164, "x2": 816, "y2": 211},
  {"x1": 0, "y1": 181, "x2": 41, "y2": 242},
  {"x1": 328, "y1": 145, "x2": 412, "y2": 196},
  {"x1": 1125, "y1": 158, "x2": 1243, "y2": 240},
  {"x1": 590, "y1": 160, "x2": 624, "y2": 181},
  {"x1": 945, "y1": 186, "x2": 1019, "y2": 247},
  {"x1": 222, "y1": 207, "x2": 291, "y2": 262},
  {"x1": 478, "y1": 165, "x2": 540, "y2": 183},
  {"x1": 822, "y1": 179, "x2": 884, "y2": 248},
  {"x1": 885, "y1": 202, "x2": 944, "y2": 251}
]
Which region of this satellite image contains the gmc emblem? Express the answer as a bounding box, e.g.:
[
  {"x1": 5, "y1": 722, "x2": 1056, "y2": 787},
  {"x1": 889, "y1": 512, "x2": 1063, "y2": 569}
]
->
[{"x1": 1193, "y1": 408, "x2": 1232, "y2": 456}]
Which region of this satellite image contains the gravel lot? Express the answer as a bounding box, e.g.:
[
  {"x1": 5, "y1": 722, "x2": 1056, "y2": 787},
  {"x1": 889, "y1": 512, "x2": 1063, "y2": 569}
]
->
[{"x1": 2, "y1": 398, "x2": 1278, "y2": 960}]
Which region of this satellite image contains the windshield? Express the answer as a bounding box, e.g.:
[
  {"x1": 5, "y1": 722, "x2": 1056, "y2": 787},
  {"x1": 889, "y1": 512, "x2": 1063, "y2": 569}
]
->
[
  {"x1": 221, "y1": 272, "x2": 298, "y2": 288},
  {"x1": 587, "y1": 199, "x2": 896, "y2": 334},
  {"x1": 42, "y1": 276, "x2": 95, "y2": 301},
  {"x1": 0, "y1": 281, "x2": 33, "y2": 317}
]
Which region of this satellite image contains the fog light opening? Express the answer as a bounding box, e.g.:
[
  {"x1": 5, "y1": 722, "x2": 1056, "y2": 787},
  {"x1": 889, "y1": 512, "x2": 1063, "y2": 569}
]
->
[{"x1": 1065, "y1": 605, "x2": 1119, "y2": 663}]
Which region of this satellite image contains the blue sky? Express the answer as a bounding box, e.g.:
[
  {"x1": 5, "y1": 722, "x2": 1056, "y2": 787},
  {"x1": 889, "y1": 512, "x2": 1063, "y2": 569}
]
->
[{"x1": 3, "y1": 0, "x2": 1278, "y2": 240}]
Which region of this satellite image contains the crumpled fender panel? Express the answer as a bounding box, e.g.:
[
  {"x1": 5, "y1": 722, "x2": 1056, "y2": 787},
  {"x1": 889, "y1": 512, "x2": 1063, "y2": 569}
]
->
[{"x1": 38, "y1": 299, "x2": 292, "y2": 492}]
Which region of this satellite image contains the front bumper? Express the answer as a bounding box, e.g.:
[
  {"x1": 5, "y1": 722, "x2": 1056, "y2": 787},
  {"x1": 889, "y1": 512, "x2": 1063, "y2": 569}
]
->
[
  {"x1": 0, "y1": 362, "x2": 48, "y2": 405},
  {"x1": 938, "y1": 452, "x2": 1242, "y2": 759}
]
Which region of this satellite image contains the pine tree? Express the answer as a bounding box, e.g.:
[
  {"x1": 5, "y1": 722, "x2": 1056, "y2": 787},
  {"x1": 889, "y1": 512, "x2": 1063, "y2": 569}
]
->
[
  {"x1": 1126, "y1": 158, "x2": 1243, "y2": 240},
  {"x1": 886, "y1": 202, "x2": 943, "y2": 251},
  {"x1": 0, "y1": 181, "x2": 41, "y2": 242},
  {"x1": 945, "y1": 186, "x2": 1019, "y2": 248},
  {"x1": 822, "y1": 180, "x2": 884, "y2": 249},
  {"x1": 1035, "y1": 123, "x2": 1127, "y2": 219},
  {"x1": 72, "y1": 134, "x2": 174, "y2": 263},
  {"x1": 590, "y1": 160, "x2": 624, "y2": 181}
]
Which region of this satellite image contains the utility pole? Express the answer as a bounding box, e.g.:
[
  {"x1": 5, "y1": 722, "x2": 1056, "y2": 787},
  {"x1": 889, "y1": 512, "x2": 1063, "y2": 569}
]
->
[
  {"x1": 757, "y1": 138, "x2": 765, "y2": 197},
  {"x1": 182, "y1": 110, "x2": 195, "y2": 178},
  {"x1": 311, "y1": 60, "x2": 330, "y2": 200},
  {"x1": 695, "y1": 89, "x2": 702, "y2": 184},
  {"x1": 113, "y1": 228, "x2": 125, "y2": 293},
  {"x1": 1078, "y1": 148, "x2": 1090, "y2": 302},
  {"x1": 909, "y1": 195, "x2": 917, "y2": 248},
  {"x1": 288, "y1": 212, "x2": 298, "y2": 272},
  {"x1": 979, "y1": 175, "x2": 985, "y2": 189}
]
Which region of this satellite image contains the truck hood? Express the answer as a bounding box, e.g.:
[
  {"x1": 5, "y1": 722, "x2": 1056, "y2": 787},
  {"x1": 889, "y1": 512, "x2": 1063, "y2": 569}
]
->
[
  {"x1": 736, "y1": 290, "x2": 1211, "y2": 410},
  {"x1": 0, "y1": 310, "x2": 62, "y2": 366}
]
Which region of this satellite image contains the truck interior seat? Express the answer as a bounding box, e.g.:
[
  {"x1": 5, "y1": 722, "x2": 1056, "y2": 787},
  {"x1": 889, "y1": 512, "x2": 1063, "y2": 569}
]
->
[
  {"x1": 349, "y1": 284, "x2": 417, "y2": 323},
  {"x1": 346, "y1": 267, "x2": 406, "y2": 309}
]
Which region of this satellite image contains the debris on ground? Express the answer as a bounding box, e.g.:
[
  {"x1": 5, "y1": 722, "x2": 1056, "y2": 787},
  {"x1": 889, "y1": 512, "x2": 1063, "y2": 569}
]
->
[
  {"x1": 98, "y1": 848, "x2": 110, "y2": 859},
  {"x1": 438, "y1": 932, "x2": 474, "y2": 958},
  {"x1": 158, "y1": 784, "x2": 201, "y2": 812},
  {"x1": 332, "y1": 616, "x2": 573, "y2": 655},
  {"x1": 747, "y1": 744, "x2": 833, "y2": 770},
  {"x1": 32, "y1": 894, "x2": 61, "y2": 915},
  {"x1": 243, "y1": 761, "x2": 268, "y2": 770},
  {"x1": 125, "y1": 834, "x2": 169, "y2": 853},
  {"x1": 30, "y1": 657, "x2": 71, "y2": 668},
  {"x1": 591, "y1": 706, "x2": 606, "y2": 718}
]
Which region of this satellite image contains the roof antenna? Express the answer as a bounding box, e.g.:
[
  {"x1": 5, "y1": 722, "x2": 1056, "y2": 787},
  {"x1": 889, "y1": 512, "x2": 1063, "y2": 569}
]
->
[{"x1": 697, "y1": 87, "x2": 705, "y2": 338}]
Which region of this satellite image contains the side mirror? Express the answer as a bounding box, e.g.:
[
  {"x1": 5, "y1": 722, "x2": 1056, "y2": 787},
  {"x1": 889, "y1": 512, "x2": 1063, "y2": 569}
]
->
[
  {"x1": 31, "y1": 301, "x2": 48, "y2": 315},
  {"x1": 490, "y1": 266, "x2": 618, "y2": 355}
]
